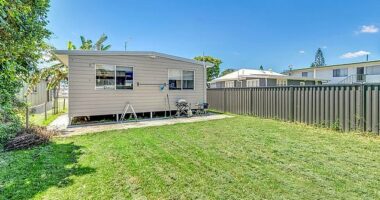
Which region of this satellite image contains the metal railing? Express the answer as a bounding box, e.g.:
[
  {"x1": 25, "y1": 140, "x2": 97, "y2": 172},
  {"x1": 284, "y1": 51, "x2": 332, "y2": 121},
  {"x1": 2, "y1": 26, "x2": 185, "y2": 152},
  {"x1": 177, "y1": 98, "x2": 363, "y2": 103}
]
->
[{"x1": 339, "y1": 74, "x2": 366, "y2": 84}]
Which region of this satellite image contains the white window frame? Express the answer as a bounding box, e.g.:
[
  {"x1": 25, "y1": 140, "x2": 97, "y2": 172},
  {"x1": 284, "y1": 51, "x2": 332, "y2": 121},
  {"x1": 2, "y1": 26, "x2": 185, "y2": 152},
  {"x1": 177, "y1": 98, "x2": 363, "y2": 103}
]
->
[
  {"x1": 333, "y1": 68, "x2": 348, "y2": 77},
  {"x1": 246, "y1": 79, "x2": 260, "y2": 87},
  {"x1": 95, "y1": 64, "x2": 134, "y2": 90},
  {"x1": 225, "y1": 81, "x2": 235, "y2": 88},
  {"x1": 168, "y1": 69, "x2": 196, "y2": 91},
  {"x1": 182, "y1": 70, "x2": 195, "y2": 90}
]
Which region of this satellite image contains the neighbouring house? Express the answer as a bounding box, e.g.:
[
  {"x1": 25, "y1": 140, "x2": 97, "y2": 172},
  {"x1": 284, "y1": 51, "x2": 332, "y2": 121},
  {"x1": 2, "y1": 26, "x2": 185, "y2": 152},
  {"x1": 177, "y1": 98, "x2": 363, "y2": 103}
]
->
[
  {"x1": 286, "y1": 60, "x2": 380, "y2": 84},
  {"x1": 53, "y1": 50, "x2": 212, "y2": 123},
  {"x1": 209, "y1": 69, "x2": 324, "y2": 88},
  {"x1": 17, "y1": 79, "x2": 54, "y2": 113}
]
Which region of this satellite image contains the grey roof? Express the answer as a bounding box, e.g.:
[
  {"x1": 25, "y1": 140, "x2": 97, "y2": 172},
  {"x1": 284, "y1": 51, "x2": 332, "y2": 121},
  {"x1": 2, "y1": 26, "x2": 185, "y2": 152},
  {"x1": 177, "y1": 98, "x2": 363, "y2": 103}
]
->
[{"x1": 53, "y1": 50, "x2": 214, "y2": 67}]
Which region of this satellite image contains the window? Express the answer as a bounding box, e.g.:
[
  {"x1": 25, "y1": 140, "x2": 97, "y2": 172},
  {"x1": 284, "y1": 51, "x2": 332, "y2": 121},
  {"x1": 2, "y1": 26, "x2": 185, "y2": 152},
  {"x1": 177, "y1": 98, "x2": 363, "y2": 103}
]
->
[
  {"x1": 366, "y1": 66, "x2": 380, "y2": 75},
  {"x1": 96, "y1": 65, "x2": 115, "y2": 89},
  {"x1": 333, "y1": 68, "x2": 348, "y2": 77},
  {"x1": 169, "y1": 69, "x2": 182, "y2": 90},
  {"x1": 96, "y1": 64, "x2": 133, "y2": 90},
  {"x1": 277, "y1": 79, "x2": 287, "y2": 86},
  {"x1": 225, "y1": 81, "x2": 234, "y2": 88},
  {"x1": 183, "y1": 70, "x2": 194, "y2": 89},
  {"x1": 116, "y1": 66, "x2": 133, "y2": 89},
  {"x1": 302, "y1": 72, "x2": 308, "y2": 77},
  {"x1": 247, "y1": 79, "x2": 259, "y2": 87}
]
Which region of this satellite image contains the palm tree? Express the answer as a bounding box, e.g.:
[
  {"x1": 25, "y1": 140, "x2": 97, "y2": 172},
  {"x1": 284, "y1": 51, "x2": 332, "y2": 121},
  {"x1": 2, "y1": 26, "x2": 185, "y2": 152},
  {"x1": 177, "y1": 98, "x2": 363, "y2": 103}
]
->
[
  {"x1": 79, "y1": 34, "x2": 111, "y2": 50},
  {"x1": 94, "y1": 33, "x2": 111, "y2": 50},
  {"x1": 79, "y1": 36, "x2": 93, "y2": 50}
]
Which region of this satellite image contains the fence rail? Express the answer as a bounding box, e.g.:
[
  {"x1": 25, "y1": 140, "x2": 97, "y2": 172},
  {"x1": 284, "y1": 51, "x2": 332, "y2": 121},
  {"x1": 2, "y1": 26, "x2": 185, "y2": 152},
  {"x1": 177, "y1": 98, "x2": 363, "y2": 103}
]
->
[{"x1": 207, "y1": 84, "x2": 380, "y2": 133}]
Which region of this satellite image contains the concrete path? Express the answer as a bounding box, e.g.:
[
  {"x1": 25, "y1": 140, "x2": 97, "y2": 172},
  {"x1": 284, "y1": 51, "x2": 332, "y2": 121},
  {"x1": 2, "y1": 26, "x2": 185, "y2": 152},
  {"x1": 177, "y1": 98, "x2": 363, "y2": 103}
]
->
[
  {"x1": 51, "y1": 114, "x2": 232, "y2": 137},
  {"x1": 47, "y1": 113, "x2": 69, "y2": 131}
]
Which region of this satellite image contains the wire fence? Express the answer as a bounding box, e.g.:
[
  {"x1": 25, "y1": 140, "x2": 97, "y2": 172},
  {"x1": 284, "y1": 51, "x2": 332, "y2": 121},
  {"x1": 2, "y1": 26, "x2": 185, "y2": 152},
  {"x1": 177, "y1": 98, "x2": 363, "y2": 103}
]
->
[{"x1": 28, "y1": 97, "x2": 68, "y2": 126}]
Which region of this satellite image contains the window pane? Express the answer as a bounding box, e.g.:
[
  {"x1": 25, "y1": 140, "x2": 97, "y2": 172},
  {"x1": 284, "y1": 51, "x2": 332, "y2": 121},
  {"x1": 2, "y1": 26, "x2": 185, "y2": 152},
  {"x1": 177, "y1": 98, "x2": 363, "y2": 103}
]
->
[
  {"x1": 116, "y1": 66, "x2": 133, "y2": 89},
  {"x1": 169, "y1": 69, "x2": 181, "y2": 90},
  {"x1": 333, "y1": 68, "x2": 348, "y2": 77},
  {"x1": 183, "y1": 70, "x2": 194, "y2": 89},
  {"x1": 367, "y1": 66, "x2": 380, "y2": 75},
  {"x1": 302, "y1": 72, "x2": 308, "y2": 77},
  {"x1": 96, "y1": 65, "x2": 115, "y2": 89}
]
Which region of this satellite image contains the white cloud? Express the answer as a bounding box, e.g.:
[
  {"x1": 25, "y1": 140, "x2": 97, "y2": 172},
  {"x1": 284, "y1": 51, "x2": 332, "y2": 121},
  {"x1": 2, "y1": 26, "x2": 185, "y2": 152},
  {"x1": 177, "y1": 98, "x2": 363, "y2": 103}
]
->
[
  {"x1": 340, "y1": 50, "x2": 370, "y2": 59},
  {"x1": 299, "y1": 50, "x2": 305, "y2": 54},
  {"x1": 360, "y1": 25, "x2": 378, "y2": 33}
]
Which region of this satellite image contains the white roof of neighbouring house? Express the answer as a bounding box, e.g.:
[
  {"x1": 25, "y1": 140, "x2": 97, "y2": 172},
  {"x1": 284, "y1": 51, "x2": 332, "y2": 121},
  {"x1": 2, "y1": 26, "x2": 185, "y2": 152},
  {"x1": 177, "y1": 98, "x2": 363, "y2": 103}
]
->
[
  {"x1": 210, "y1": 69, "x2": 286, "y2": 83},
  {"x1": 53, "y1": 50, "x2": 214, "y2": 67}
]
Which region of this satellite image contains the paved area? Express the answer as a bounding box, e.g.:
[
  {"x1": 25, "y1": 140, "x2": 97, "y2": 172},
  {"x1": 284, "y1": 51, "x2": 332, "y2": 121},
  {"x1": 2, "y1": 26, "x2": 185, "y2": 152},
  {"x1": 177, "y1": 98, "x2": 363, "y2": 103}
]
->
[
  {"x1": 49, "y1": 114, "x2": 232, "y2": 137},
  {"x1": 47, "y1": 114, "x2": 69, "y2": 131}
]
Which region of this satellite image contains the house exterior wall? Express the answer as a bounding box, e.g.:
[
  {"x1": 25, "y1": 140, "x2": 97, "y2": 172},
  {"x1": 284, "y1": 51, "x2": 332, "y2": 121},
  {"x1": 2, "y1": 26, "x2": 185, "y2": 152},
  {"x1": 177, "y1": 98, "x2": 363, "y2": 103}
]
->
[
  {"x1": 68, "y1": 55, "x2": 206, "y2": 119},
  {"x1": 290, "y1": 61, "x2": 380, "y2": 84},
  {"x1": 18, "y1": 80, "x2": 51, "y2": 107}
]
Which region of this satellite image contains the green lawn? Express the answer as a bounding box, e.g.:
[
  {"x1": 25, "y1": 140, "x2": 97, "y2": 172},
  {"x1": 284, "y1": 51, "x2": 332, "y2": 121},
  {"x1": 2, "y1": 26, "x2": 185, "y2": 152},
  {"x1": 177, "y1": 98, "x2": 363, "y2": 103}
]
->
[
  {"x1": 30, "y1": 108, "x2": 67, "y2": 127},
  {"x1": 1, "y1": 116, "x2": 379, "y2": 199}
]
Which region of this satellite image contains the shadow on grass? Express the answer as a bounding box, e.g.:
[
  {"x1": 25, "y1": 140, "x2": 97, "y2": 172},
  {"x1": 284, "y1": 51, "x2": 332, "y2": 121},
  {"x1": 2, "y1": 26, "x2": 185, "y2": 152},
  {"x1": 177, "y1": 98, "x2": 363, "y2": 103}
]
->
[{"x1": 0, "y1": 142, "x2": 95, "y2": 199}]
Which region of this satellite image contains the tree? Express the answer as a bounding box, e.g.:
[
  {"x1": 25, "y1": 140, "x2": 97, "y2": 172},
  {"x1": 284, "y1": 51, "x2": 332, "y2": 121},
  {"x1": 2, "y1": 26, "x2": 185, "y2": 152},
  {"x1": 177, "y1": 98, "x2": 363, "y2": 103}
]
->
[
  {"x1": 0, "y1": 0, "x2": 51, "y2": 144},
  {"x1": 94, "y1": 33, "x2": 111, "y2": 50},
  {"x1": 311, "y1": 48, "x2": 326, "y2": 67},
  {"x1": 220, "y1": 69, "x2": 236, "y2": 76},
  {"x1": 79, "y1": 34, "x2": 111, "y2": 50},
  {"x1": 67, "y1": 41, "x2": 76, "y2": 50},
  {"x1": 259, "y1": 65, "x2": 264, "y2": 70},
  {"x1": 79, "y1": 36, "x2": 93, "y2": 50},
  {"x1": 194, "y1": 56, "x2": 222, "y2": 81}
]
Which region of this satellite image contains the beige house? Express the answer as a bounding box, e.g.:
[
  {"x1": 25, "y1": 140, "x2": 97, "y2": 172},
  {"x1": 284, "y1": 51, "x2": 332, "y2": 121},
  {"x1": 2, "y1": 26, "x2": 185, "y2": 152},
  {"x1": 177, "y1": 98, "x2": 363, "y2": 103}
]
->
[{"x1": 54, "y1": 50, "x2": 212, "y2": 123}]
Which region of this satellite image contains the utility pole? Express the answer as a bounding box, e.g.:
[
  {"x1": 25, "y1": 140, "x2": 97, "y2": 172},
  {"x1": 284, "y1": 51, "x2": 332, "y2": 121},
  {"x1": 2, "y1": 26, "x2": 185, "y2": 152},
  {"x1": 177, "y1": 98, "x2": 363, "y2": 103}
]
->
[{"x1": 124, "y1": 41, "x2": 127, "y2": 51}]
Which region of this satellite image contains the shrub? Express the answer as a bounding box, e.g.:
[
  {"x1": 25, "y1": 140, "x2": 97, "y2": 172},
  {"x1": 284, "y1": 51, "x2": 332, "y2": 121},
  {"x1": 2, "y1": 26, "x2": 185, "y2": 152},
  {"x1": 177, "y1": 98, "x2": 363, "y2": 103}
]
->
[{"x1": 0, "y1": 104, "x2": 22, "y2": 147}]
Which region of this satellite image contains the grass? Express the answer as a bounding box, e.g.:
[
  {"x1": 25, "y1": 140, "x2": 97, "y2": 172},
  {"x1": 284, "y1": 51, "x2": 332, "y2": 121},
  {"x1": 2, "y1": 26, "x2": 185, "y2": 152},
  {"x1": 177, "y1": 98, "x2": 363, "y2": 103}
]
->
[
  {"x1": 30, "y1": 108, "x2": 67, "y2": 126},
  {"x1": 1, "y1": 116, "x2": 379, "y2": 199},
  {"x1": 30, "y1": 99, "x2": 68, "y2": 126}
]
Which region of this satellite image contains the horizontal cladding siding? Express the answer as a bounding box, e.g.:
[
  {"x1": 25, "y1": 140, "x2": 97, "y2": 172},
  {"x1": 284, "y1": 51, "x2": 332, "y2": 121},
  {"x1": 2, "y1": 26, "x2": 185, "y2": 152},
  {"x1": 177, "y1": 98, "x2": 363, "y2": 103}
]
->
[{"x1": 69, "y1": 55, "x2": 205, "y2": 118}]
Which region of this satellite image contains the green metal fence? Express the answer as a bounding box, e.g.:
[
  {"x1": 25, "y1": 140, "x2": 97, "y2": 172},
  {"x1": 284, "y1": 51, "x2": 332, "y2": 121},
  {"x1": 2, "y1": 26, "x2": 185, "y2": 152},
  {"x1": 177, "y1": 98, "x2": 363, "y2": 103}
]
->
[{"x1": 207, "y1": 84, "x2": 380, "y2": 133}]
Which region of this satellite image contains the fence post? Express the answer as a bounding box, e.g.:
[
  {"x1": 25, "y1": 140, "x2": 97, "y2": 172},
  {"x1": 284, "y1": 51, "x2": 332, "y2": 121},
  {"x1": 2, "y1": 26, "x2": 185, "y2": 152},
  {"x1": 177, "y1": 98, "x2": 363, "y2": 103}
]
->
[
  {"x1": 44, "y1": 102, "x2": 47, "y2": 120},
  {"x1": 360, "y1": 84, "x2": 365, "y2": 132},
  {"x1": 289, "y1": 86, "x2": 294, "y2": 122},
  {"x1": 63, "y1": 98, "x2": 66, "y2": 110},
  {"x1": 223, "y1": 88, "x2": 226, "y2": 112},
  {"x1": 25, "y1": 106, "x2": 29, "y2": 129}
]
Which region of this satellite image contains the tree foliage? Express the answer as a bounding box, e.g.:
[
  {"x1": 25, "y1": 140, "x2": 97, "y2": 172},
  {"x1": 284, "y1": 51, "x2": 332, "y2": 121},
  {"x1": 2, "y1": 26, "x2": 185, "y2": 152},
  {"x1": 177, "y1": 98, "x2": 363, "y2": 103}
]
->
[
  {"x1": 0, "y1": 0, "x2": 51, "y2": 145},
  {"x1": 311, "y1": 48, "x2": 326, "y2": 67},
  {"x1": 40, "y1": 34, "x2": 111, "y2": 91},
  {"x1": 220, "y1": 68, "x2": 236, "y2": 76},
  {"x1": 79, "y1": 34, "x2": 111, "y2": 50},
  {"x1": 194, "y1": 56, "x2": 222, "y2": 81},
  {"x1": 259, "y1": 65, "x2": 264, "y2": 70}
]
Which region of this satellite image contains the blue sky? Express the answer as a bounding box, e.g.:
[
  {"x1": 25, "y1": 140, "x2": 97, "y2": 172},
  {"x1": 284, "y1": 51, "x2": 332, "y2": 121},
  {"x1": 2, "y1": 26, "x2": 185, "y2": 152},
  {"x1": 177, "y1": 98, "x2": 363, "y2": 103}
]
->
[{"x1": 48, "y1": 0, "x2": 380, "y2": 72}]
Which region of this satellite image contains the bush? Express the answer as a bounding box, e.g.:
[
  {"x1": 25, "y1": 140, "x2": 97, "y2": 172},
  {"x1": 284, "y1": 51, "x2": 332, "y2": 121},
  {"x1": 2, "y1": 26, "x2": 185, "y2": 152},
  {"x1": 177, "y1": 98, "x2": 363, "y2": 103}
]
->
[{"x1": 0, "y1": 104, "x2": 22, "y2": 147}]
